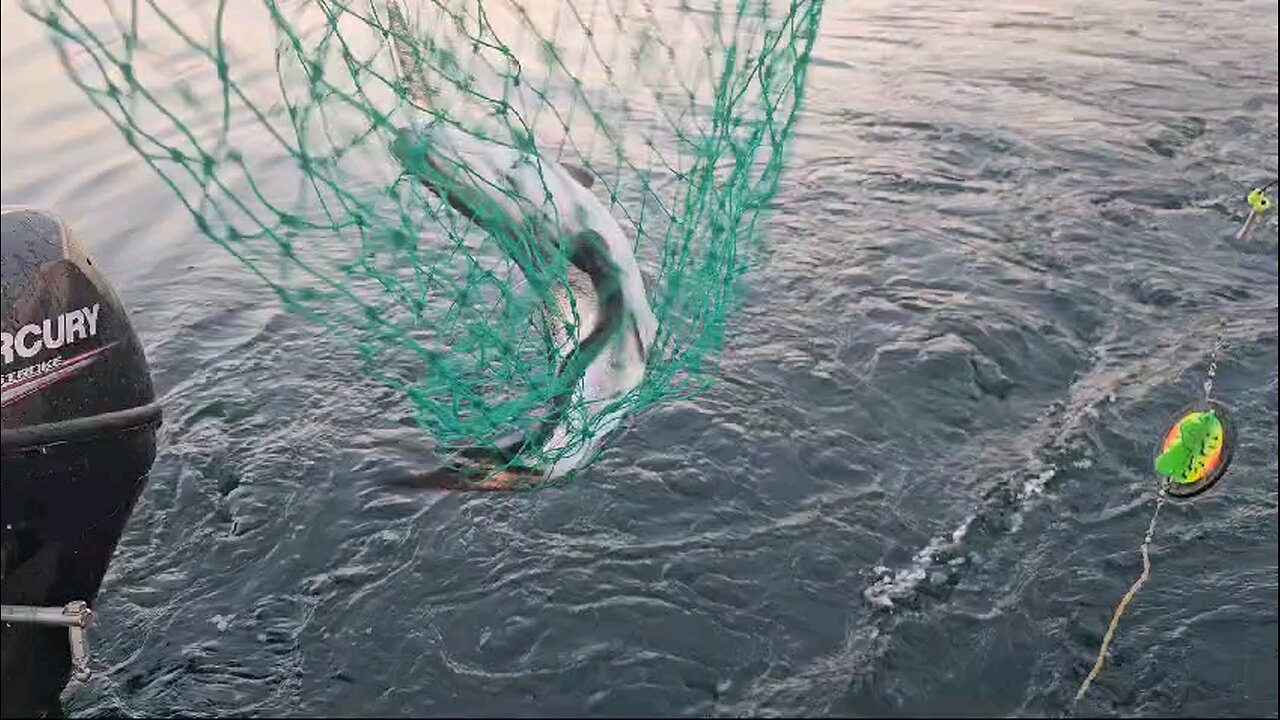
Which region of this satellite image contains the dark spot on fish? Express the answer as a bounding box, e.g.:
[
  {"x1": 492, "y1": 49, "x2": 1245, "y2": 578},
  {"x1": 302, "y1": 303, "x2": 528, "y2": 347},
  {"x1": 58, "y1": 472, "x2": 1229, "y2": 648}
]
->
[{"x1": 630, "y1": 317, "x2": 647, "y2": 357}]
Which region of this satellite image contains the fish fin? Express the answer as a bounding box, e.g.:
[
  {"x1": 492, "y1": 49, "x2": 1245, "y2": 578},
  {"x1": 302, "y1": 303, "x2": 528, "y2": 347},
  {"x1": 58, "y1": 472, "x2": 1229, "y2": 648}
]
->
[
  {"x1": 561, "y1": 163, "x2": 596, "y2": 190},
  {"x1": 630, "y1": 316, "x2": 649, "y2": 358},
  {"x1": 399, "y1": 466, "x2": 543, "y2": 492},
  {"x1": 457, "y1": 433, "x2": 528, "y2": 465},
  {"x1": 568, "y1": 230, "x2": 620, "y2": 288},
  {"x1": 398, "y1": 464, "x2": 490, "y2": 491},
  {"x1": 398, "y1": 447, "x2": 544, "y2": 491}
]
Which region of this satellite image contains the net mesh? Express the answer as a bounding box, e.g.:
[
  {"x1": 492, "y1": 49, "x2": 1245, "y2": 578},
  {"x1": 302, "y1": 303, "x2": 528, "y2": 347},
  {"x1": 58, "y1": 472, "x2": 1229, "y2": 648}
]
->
[{"x1": 25, "y1": 0, "x2": 822, "y2": 486}]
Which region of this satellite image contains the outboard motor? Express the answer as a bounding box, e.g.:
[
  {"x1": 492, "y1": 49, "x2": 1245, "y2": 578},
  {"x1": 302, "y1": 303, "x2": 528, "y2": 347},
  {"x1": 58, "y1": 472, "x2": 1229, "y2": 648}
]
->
[{"x1": 1, "y1": 207, "x2": 162, "y2": 718}]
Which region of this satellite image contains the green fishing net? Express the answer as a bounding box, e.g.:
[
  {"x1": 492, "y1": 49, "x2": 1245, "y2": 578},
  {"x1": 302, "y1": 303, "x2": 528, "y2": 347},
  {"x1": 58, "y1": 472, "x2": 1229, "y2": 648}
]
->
[{"x1": 25, "y1": 0, "x2": 822, "y2": 484}]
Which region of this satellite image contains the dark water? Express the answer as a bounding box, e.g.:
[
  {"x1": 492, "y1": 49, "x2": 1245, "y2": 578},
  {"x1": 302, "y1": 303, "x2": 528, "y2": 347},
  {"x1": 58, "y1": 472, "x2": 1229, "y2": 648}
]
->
[{"x1": 2, "y1": 0, "x2": 1278, "y2": 716}]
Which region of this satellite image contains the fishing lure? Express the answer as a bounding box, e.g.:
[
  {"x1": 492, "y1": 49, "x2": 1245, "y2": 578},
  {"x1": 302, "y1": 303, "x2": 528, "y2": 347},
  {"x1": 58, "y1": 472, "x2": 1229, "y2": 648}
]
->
[
  {"x1": 1236, "y1": 180, "x2": 1275, "y2": 241},
  {"x1": 1153, "y1": 402, "x2": 1234, "y2": 498}
]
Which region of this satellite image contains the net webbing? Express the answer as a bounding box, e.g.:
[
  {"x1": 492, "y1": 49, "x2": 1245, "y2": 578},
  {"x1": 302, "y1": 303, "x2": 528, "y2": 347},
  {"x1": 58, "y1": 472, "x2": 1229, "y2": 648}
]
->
[{"x1": 25, "y1": 0, "x2": 823, "y2": 485}]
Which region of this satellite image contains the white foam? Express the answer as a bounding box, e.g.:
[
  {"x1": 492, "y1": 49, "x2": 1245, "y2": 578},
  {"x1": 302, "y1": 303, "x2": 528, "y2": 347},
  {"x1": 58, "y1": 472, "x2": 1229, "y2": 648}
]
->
[
  {"x1": 1020, "y1": 467, "x2": 1057, "y2": 500},
  {"x1": 867, "y1": 462, "x2": 1069, "y2": 609},
  {"x1": 863, "y1": 514, "x2": 975, "y2": 610}
]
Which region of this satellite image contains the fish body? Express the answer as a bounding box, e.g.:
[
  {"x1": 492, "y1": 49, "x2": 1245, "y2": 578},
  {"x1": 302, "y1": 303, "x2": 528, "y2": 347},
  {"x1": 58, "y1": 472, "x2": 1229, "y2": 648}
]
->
[
  {"x1": 382, "y1": 0, "x2": 655, "y2": 487},
  {"x1": 393, "y1": 119, "x2": 657, "y2": 485}
]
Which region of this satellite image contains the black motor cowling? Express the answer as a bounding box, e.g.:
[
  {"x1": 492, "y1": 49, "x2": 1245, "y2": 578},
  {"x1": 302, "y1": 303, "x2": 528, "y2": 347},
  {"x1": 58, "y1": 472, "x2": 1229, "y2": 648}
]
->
[{"x1": 1, "y1": 207, "x2": 162, "y2": 718}]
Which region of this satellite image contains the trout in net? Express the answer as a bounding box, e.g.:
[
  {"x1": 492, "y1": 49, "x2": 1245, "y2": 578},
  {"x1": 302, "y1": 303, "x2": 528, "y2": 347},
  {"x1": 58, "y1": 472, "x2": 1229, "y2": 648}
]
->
[{"x1": 25, "y1": 0, "x2": 823, "y2": 489}]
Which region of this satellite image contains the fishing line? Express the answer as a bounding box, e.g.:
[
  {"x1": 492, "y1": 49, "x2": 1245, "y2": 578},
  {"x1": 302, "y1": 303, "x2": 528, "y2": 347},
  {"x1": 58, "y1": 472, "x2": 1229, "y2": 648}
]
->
[
  {"x1": 1073, "y1": 175, "x2": 1276, "y2": 707},
  {"x1": 1072, "y1": 318, "x2": 1228, "y2": 707},
  {"x1": 1065, "y1": 173, "x2": 1272, "y2": 711}
]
